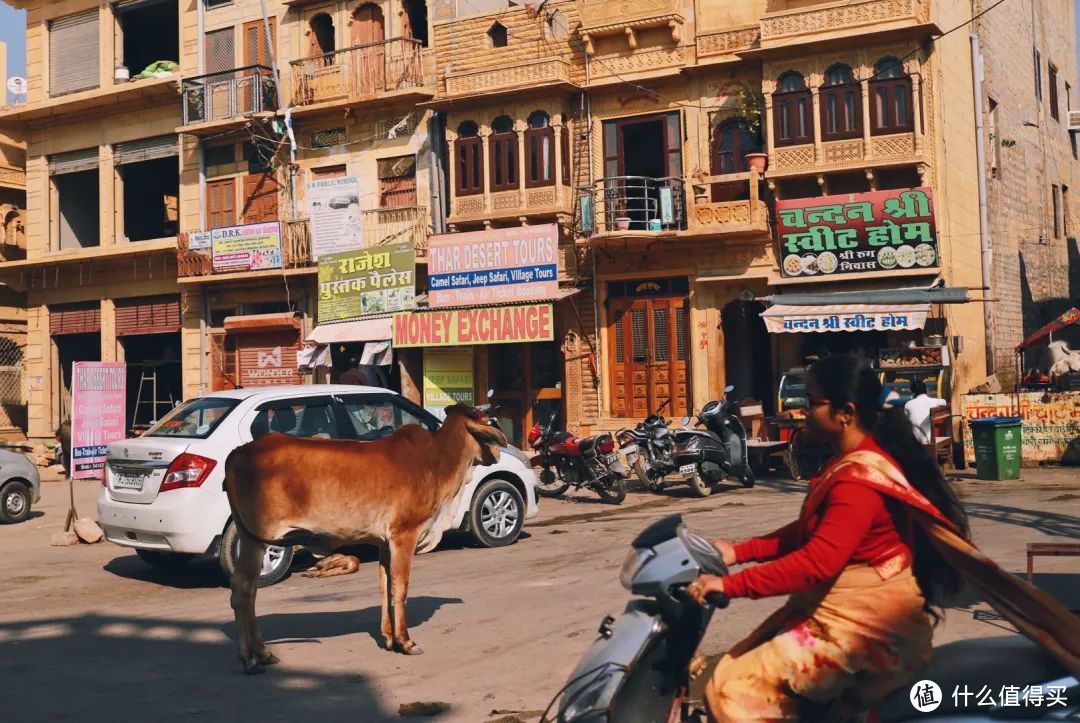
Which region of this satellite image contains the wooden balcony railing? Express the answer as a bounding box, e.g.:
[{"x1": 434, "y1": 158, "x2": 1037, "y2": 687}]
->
[
  {"x1": 362, "y1": 205, "x2": 429, "y2": 258},
  {"x1": 290, "y1": 38, "x2": 424, "y2": 106}
]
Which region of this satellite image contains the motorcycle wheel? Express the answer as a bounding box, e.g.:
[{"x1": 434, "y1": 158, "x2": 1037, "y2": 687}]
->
[
  {"x1": 632, "y1": 456, "x2": 653, "y2": 490},
  {"x1": 687, "y1": 470, "x2": 713, "y2": 498},
  {"x1": 739, "y1": 466, "x2": 756, "y2": 488},
  {"x1": 533, "y1": 465, "x2": 570, "y2": 498},
  {"x1": 595, "y1": 476, "x2": 627, "y2": 505}
]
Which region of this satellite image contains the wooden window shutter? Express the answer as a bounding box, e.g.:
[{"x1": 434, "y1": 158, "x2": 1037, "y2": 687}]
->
[
  {"x1": 115, "y1": 297, "x2": 182, "y2": 336},
  {"x1": 243, "y1": 17, "x2": 277, "y2": 67},
  {"x1": 207, "y1": 178, "x2": 237, "y2": 229},
  {"x1": 242, "y1": 173, "x2": 280, "y2": 224},
  {"x1": 50, "y1": 303, "x2": 101, "y2": 335}
]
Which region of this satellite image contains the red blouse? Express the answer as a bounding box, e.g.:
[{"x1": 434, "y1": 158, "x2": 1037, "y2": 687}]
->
[{"x1": 722, "y1": 437, "x2": 912, "y2": 600}]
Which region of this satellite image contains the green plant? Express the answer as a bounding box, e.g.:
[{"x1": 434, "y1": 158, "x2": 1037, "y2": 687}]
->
[{"x1": 734, "y1": 85, "x2": 766, "y2": 141}]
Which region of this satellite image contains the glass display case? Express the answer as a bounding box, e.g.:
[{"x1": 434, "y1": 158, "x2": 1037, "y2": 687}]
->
[{"x1": 777, "y1": 367, "x2": 809, "y2": 413}]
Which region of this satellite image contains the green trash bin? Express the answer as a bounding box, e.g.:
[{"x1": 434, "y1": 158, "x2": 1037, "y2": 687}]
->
[{"x1": 968, "y1": 416, "x2": 1023, "y2": 480}]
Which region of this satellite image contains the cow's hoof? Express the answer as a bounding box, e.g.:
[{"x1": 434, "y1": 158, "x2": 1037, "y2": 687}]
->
[
  {"x1": 242, "y1": 657, "x2": 267, "y2": 675},
  {"x1": 392, "y1": 640, "x2": 424, "y2": 655},
  {"x1": 258, "y1": 651, "x2": 281, "y2": 666}
]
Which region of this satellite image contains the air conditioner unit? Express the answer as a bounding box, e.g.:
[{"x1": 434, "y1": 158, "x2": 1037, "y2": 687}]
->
[{"x1": 1068, "y1": 110, "x2": 1080, "y2": 132}]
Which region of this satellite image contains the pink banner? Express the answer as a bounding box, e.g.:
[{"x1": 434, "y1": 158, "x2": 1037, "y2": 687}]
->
[
  {"x1": 71, "y1": 362, "x2": 127, "y2": 480},
  {"x1": 426, "y1": 224, "x2": 559, "y2": 307}
]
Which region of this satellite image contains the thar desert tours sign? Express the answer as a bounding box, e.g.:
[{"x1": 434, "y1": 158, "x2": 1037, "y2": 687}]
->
[
  {"x1": 776, "y1": 187, "x2": 939, "y2": 278},
  {"x1": 393, "y1": 303, "x2": 554, "y2": 348}
]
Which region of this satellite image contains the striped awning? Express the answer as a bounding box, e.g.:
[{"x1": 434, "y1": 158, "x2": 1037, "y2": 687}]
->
[{"x1": 761, "y1": 304, "x2": 930, "y2": 334}]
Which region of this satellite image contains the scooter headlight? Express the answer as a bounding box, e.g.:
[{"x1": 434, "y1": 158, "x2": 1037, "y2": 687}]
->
[
  {"x1": 618, "y1": 547, "x2": 656, "y2": 590},
  {"x1": 560, "y1": 667, "x2": 619, "y2": 721}
]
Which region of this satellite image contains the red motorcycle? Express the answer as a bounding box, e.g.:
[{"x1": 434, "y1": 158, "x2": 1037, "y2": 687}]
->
[{"x1": 528, "y1": 408, "x2": 628, "y2": 505}]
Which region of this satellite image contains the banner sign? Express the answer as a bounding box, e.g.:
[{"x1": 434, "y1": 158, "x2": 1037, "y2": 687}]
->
[
  {"x1": 394, "y1": 303, "x2": 554, "y2": 348},
  {"x1": 306, "y1": 175, "x2": 364, "y2": 259},
  {"x1": 211, "y1": 221, "x2": 282, "y2": 272},
  {"x1": 71, "y1": 362, "x2": 127, "y2": 479},
  {"x1": 776, "y1": 187, "x2": 938, "y2": 278},
  {"x1": 761, "y1": 304, "x2": 929, "y2": 333},
  {"x1": 427, "y1": 224, "x2": 559, "y2": 307},
  {"x1": 423, "y1": 348, "x2": 475, "y2": 421},
  {"x1": 960, "y1": 392, "x2": 1080, "y2": 463},
  {"x1": 317, "y1": 242, "x2": 415, "y2": 322}
]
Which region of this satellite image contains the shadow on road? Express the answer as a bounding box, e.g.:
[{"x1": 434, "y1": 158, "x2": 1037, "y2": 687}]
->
[
  {"x1": 103, "y1": 553, "x2": 231, "y2": 589},
  {"x1": 964, "y1": 501, "x2": 1080, "y2": 539},
  {"x1": 0, "y1": 613, "x2": 412, "y2": 721}
]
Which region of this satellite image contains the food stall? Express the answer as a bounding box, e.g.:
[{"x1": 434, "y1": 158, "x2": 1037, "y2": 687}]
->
[{"x1": 878, "y1": 345, "x2": 950, "y2": 405}]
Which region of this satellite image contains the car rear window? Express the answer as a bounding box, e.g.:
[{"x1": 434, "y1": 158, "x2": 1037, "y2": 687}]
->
[{"x1": 145, "y1": 397, "x2": 240, "y2": 439}]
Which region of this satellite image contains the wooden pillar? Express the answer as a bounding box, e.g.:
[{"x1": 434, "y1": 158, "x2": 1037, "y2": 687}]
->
[
  {"x1": 911, "y1": 73, "x2": 924, "y2": 152},
  {"x1": 480, "y1": 128, "x2": 492, "y2": 227},
  {"x1": 811, "y1": 85, "x2": 823, "y2": 164},
  {"x1": 861, "y1": 78, "x2": 873, "y2": 159}
]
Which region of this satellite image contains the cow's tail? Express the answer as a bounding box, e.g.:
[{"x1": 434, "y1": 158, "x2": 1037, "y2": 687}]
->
[{"x1": 223, "y1": 443, "x2": 291, "y2": 548}]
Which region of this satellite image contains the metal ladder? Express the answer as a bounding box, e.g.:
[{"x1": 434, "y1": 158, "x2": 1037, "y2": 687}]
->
[{"x1": 132, "y1": 363, "x2": 177, "y2": 433}]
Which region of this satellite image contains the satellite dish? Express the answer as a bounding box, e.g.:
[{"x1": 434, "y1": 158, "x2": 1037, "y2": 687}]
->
[{"x1": 6, "y1": 77, "x2": 28, "y2": 96}]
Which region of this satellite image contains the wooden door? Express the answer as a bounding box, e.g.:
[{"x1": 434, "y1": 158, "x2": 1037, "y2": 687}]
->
[
  {"x1": 608, "y1": 296, "x2": 688, "y2": 418},
  {"x1": 207, "y1": 178, "x2": 236, "y2": 229},
  {"x1": 351, "y1": 4, "x2": 385, "y2": 93},
  {"x1": 242, "y1": 18, "x2": 277, "y2": 112},
  {"x1": 241, "y1": 173, "x2": 280, "y2": 224}
]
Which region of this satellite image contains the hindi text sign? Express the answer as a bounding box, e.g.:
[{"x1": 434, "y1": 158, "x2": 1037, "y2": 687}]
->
[
  {"x1": 71, "y1": 362, "x2": 127, "y2": 479},
  {"x1": 318, "y1": 242, "x2": 415, "y2": 322},
  {"x1": 211, "y1": 221, "x2": 282, "y2": 272}
]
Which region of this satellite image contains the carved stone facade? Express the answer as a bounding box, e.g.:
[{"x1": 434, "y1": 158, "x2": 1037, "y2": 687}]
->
[
  {"x1": 444, "y1": 59, "x2": 572, "y2": 97},
  {"x1": 760, "y1": 0, "x2": 930, "y2": 43},
  {"x1": 696, "y1": 26, "x2": 761, "y2": 60}
]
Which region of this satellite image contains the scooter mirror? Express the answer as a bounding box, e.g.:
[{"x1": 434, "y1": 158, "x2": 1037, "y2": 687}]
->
[
  {"x1": 487, "y1": 388, "x2": 495, "y2": 400},
  {"x1": 680, "y1": 416, "x2": 691, "y2": 426},
  {"x1": 724, "y1": 385, "x2": 735, "y2": 394}
]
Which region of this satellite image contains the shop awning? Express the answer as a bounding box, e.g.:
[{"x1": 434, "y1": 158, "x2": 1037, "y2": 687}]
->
[
  {"x1": 223, "y1": 312, "x2": 301, "y2": 333},
  {"x1": 761, "y1": 304, "x2": 931, "y2": 333},
  {"x1": 762, "y1": 286, "x2": 968, "y2": 306},
  {"x1": 306, "y1": 316, "x2": 393, "y2": 344},
  {"x1": 1015, "y1": 307, "x2": 1080, "y2": 351}
]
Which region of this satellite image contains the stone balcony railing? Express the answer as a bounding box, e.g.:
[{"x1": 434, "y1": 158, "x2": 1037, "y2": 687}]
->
[
  {"x1": 769, "y1": 131, "x2": 921, "y2": 176},
  {"x1": 443, "y1": 59, "x2": 572, "y2": 99},
  {"x1": 0, "y1": 168, "x2": 25, "y2": 189},
  {"x1": 450, "y1": 185, "x2": 573, "y2": 228},
  {"x1": 290, "y1": 38, "x2": 425, "y2": 107},
  {"x1": 696, "y1": 26, "x2": 761, "y2": 61},
  {"x1": 760, "y1": 0, "x2": 932, "y2": 46},
  {"x1": 588, "y1": 46, "x2": 685, "y2": 81}
]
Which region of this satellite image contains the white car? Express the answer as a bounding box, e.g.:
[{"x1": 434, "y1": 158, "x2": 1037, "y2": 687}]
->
[{"x1": 97, "y1": 385, "x2": 540, "y2": 586}]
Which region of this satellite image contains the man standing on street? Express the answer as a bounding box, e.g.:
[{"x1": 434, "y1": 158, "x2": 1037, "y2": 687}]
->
[{"x1": 904, "y1": 379, "x2": 947, "y2": 444}]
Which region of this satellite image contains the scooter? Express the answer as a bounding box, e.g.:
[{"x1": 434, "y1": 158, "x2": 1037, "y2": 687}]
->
[
  {"x1": 616, "y1": 400, "x2": 676, "y2": 492},
  {"x1": 547, "y1": 514, "x2": 1078, "y2": 722},
  {"x1": 670, "y1": 386, "x2": 754, "y2": 497}
]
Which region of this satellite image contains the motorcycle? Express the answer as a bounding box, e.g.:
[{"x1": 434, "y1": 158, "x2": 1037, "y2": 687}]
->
[
  {"x1": 547, "y1": 514, "x2": 1078, "y2": 722},
  {"x1": 529, "y1": 408, "x2": 629, "y2": 505},
  {"x1": 616, "y1": 400, "x2": 677, "y2": 493},
  {"x1": 671, "y1": 386, "x2": 754, "y2": 497}
]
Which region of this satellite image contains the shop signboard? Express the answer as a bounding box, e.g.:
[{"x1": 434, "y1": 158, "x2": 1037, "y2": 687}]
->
[
  {"x1": 306, "y1": 175, "x2": 364, "y2": 258},
  {"x1": 423, "y1": 348, "x2": 475, "y2": 421},
  {"x1": 70, "y1": 362, "x2": 126, "y2": 480},
  {"x1": 761, "y1": 304, "x2": 930, "y2": 333},
  {"x1": 960, "y1": 391, "x2": 1080, "y2": 463},
  {"x1": 427, "y1": 224, "x2": 559, "y2": 307},
  {"x1": 317, "y1": 242, "x2": 415, "y2": 323},
  {"x1": 393, "y1": 303, "x2": 555, "y2": 348},
  {"x1": 211, "y1": 221, "x2": 282, "y2": 272},
  {"x1": 776, "y1": 187, "x2": 938, "y2": 278}
]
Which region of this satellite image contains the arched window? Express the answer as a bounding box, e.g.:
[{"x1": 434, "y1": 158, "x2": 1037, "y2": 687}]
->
[
  {"x1": 773, "y1": 71, "x2": 812, "y2": 147},
  {"x1": 820, "y1": 64, "x2": 861, "y2": 140},
  {"x1": 526, "y1": 111, "x2": 554, "y2": 188},
  {"x1": 870, "y1": 57, "x2": 914, "y2": 135},
  {"x1": 455, "y1": 120, "x2": 483, "y2": 196},
  {"x1": 710, "y1": 117, "x2": 760, "y2": 174},
  {"x1": 487, "y1": 22, "x2": 508, "y2": 48},
  {"x1": 490, "y1": 115, "x2": 518, "y2": 192},
  {"x1": 308, "y1": 13, "x2": 335, "y2": 59}
]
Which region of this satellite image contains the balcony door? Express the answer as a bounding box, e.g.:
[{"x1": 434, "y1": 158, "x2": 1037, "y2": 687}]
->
[
  {"x1": 351, "y1": 3, "x2": 385, "y2": 93},
  {"x1": 242, "y1": 18, "x2": 276, "y2": 113},
  {"x1": 601, "y1": 113, "x2": 682, "y2": 229},
  {"x1": 608, "y1": 287, "x2": 689, "y2": 419}
]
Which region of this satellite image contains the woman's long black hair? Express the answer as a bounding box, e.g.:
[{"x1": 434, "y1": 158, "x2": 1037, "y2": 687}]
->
[{"x1": 808, "y1": 355, "x2": 969, "y2": 617}]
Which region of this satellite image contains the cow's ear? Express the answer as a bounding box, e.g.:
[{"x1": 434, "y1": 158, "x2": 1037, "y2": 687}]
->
[{"x1": 465, "y1": 419, "x2": 507, "y2": 465}]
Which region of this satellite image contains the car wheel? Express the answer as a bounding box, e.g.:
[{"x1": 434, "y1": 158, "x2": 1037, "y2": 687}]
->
[
  {"x1": 219, "y1": 520, "x2": 294, "y2": 588},
  {"x1": 469, "y1": 479, "x2": 524, "y2": 548},
  {"x1": 136, "y1": 549, "x2": 196, "y2": 569},
  {"x1": 0, "y1": 481, "x2": 31, "y2": 524}
]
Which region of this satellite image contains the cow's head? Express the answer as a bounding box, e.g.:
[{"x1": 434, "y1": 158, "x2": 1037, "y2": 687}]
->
[{"x1": 444, "y1": 405, "x2": 507, "y2": 466}]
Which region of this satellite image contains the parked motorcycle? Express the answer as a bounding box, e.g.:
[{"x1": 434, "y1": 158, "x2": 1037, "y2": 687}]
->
[
  {"x1": 529, "y1": 408, "x2": 629, "y2": 505},
  {"x1": 547, "y1": 514, "x2": 1078, "y2": 722},
  {"x1": 671, "y1": 386, "x2": 754, "y2": 497},
  {"x1": 616, "y1": 400, "x2": 677, "y2": 492}
]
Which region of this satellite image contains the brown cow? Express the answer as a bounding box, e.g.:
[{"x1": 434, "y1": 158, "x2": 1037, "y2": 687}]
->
[{"x1": 223, "y1": 404, "x2": 506, "y2": 674}]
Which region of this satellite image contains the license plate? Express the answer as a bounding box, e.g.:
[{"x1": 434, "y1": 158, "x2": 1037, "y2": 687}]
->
[
  {"x1": 113, "y1": 473, "x2": 145, "y2": 491},
  {"x1": 621, "y1": 444, "x2": 638, "y2": 455},
  {"x1": 679, "y1": 464, "x2": 696, "y2": 475}
]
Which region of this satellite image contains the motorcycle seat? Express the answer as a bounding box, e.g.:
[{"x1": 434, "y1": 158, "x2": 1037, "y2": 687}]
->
[
  {"x1": 549, "y1": 431, "x2": 573, "y2": 443},
  {"x1": 877, "y1": 635, "x2": 1069, "y2": 721}
]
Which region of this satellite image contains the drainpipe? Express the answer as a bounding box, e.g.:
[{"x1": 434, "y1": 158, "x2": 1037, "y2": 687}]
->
[
  {"x1": 584, "y1": 53, "x2": 602, "y2": 419},
  {"x1": 429, "y1": 111, "x2": 447, "y2": 234},
  {"x1": 971, "y1": 32, "x2": 995, "y2": 376},
  {"x1": 197, "y1": 0, "x2": 205, "y2": 75}
]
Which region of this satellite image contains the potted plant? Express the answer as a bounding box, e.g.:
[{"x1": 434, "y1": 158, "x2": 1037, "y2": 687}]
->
[{"x1": 734, "y1": 85, "x2": 768, "y2": 172}]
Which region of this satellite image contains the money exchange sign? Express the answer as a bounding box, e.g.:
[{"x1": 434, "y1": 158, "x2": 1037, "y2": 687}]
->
[
  {"x1": 776, "y1": 187, "x2": 938, "y2": 278},
  {"x1": 318, "y1": 242, "x2": 415, "y2": 323}
]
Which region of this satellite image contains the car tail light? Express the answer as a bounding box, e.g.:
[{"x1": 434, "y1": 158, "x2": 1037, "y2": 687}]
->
[
  {"x1": 527, "y1": 423, "x2": 542, "y2": 445},
  {"x1": 160, "y1": 453, "x2": 217, "y2": 492},
  {"x1": 598, "y1": 435, "x2": 616, "y2": 454}
]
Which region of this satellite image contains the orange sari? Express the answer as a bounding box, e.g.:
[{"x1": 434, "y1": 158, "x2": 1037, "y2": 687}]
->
[{"x1": 705, "y1": 449, "x2": 1080, "y2": 722}]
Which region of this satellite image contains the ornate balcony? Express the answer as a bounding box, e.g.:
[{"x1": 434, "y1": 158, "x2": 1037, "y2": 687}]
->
[
  {"x1": 449, "y1": 185, "x2": 574, "y2": 229},
  {"x1": 362, "y1": 205, "x2": 430, "y2": 259},
  {"x1": 769, "y1": 131, "x2": 922, "y2": 176},
  {"x1": 758, "y1": 0, "x2": 934, "y2": 51},
  {"x1": 180, "y1": 66, "x2": 276, "y2": 133},
  {"x1": 442, "y1": 59, "x2": 575, "y2": 101},
  {"x1": 696, "y1": 26, "x2": 761, "y2": 63},
  {"x1": 290, "y1": 38, "x2": 429, "y2": 111},
  {"x1": 575, "y1": 0, "x2": 684, "y2": 54}
]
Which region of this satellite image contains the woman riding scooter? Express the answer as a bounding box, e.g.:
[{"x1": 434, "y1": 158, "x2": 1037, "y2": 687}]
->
[{"x1": 685, "y1": 355, "x2": 1080, "y2": 721}]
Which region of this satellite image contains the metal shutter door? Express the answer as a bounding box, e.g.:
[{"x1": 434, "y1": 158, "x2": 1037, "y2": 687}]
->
[
  {"x1": 113, "y1": 136, "x2": 179, "y2": 166},
  {"x1": 49, "y1": 303, "x2": 102, "y2": 335},
  {"x1": 236, "y1": 331, "x2": 301, "y2": 387},
  {"x1": 114, "y1": 297, "x2": 182, "y2": 336},
  {"x1": 49, "y1": 148, "x2": 99, "y2": 175},
  {"x1": 49, "y1": 11, "x2": 100, "y2": 97}
]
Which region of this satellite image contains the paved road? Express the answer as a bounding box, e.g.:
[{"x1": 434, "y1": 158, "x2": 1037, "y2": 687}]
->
[{"x1": 0, "y1": 469, "x2": 1076, "y2": 722}]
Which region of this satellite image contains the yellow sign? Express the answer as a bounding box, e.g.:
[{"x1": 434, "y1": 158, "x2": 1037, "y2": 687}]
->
[
  {"x1": 423, "y1": 348, "x2": 474, "y2": 420},
  {"x1": 393, "y1": 303, "x2": 554, "y2": 348}
]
